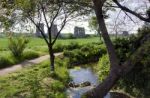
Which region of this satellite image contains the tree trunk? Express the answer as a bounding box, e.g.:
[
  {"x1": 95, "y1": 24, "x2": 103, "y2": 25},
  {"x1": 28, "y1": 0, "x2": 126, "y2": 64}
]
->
[
  {"x1": 83, "y1": 0, "x2": 122, "y2": 97},
  {"x1": 49, "y1": 46, "x2": 55, "y2": 71},
  {"x1": 92, "y1": 0, "x2": 120, "y2": 68},
  {"x1": 83, "y1": 68, "x2": 121, "y2": 98},
  {"x1": 84, "y1": 0, "x2": 150, "y2": 98}
]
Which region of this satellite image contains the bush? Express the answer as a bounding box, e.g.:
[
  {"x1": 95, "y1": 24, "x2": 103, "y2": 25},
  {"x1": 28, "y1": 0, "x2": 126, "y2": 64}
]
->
[
  {"x1": 8, "y1": 36, "x2": 29, "y2": 58},
  {"x1": 23, "y1": 50, "x2": 39, "y2": 60},
  {"x1": 64, "y1": 43, "x2": 107, "y2": 67},
  {"x1": 64, "y1": 42, "x2": 81, "y2": 50},
  {"x1": 51, "y1": 80, "x2": 65, "y2": 92},
  {"x1": 112, "y1": 27, "x2": 150, "y2": 97},
  {"x1": 53, "y1": 44, "x2": 65, "y2": 53},
  {"x1": 0, "y1": 56, "x2": 12, "y2": 68},
  {"x1": 113, "y1": 38, "x2": 132, "y2": 62},
  {"x1": 119, "y1": 41, "x2": 150, "y2": 97},
  {"x1": 97, "y1": 55, "x2": 110, "y2": 81}
]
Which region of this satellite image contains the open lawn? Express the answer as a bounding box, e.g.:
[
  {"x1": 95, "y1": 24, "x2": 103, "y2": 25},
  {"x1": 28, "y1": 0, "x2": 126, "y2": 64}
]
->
[{"x1": 0, "y1": 37, "x2": 100, "y2": 50}]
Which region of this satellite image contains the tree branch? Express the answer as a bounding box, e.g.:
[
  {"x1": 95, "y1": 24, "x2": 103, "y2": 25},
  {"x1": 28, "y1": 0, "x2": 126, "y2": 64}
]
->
[
  {"x1": 52, "y1": 9, "x2": 67, "y2": 46},
  {"x1": 113, "y1": 0, "x2": 150, "y2": 22},
  {"x1": 28, "y1": 14, "x2": 49, "y2": 45},
  {"x1": 48, "y1": 5, "x2": 61, "y2": 44},
  {"x1": 40, "y1": 2, "x2": 49, "y2": 29}
]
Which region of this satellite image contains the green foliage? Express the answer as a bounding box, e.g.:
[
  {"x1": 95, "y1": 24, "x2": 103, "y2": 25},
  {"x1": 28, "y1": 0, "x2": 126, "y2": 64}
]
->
[
  {"x1": 51, "y1": 80, "x2": 65, "y2": 92},
  {"x1": 97, "y1": 55, "x2": 110, "y2": 81},
  {"x1": 0, "y1": 56, "x2": 13, "y2": 68},
  {"x1": 0, "y1": 37, "x2": 100, "y2": 50},
  {"x1": 64, "y1": 42, "x2": 81, "y2": 50},
  {"x1": 112, "y1": 27, "x2": 150, "y2": 97},
  {"x1": 89, "y1": 16, "x2": 99, "y2": 33},
  {"x1": 113, "y1": 37, "x2": 132, "y2": 62},
  {"x1": 8, "y1": 36, "x2": 29, "y2": 58},
  {"x1": 0, "y1": 58, "x2": 70, "y2": 98},
  {"x1": 64, "y1": 43, "x2": 106, "y2": 67},
  {"x1": 54, "y1": 42, "x2": 81, "y2": 52},
  {"x1": 23, "y1": 50, "x2": 39, "y2": 60},
  {"x1": 119, "y1": 41, "x2": 150, "y2": 97},
  {"x1": 53, "y1": 43, "x2": 65, "y2": 53}
]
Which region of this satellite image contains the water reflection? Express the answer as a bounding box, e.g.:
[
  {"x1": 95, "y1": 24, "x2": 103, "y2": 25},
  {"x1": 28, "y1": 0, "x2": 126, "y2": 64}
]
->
[{"x1": 67, "y1": 67, "x2": 110, "y2": 98}]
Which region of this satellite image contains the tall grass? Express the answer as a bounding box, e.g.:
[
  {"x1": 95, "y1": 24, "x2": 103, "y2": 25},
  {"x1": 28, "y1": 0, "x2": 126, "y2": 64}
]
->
[{"x1": 0, "y1": 58, "x2": 70, "y2": 98}]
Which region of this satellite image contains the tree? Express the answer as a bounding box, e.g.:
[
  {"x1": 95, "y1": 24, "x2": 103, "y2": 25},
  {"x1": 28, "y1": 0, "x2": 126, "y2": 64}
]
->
[
  {"x1": 2, "y1": 0, "x2": 92, "y2": 72},
  {"x1": 88, "y1": 16, "x2": 101, "y2": 40},
  {"x1": 15, "y1": 0, "x2": 74, "y2": 71},
  {"x1": 83, "y1": 0, "x2": 150, "y2": 98}
]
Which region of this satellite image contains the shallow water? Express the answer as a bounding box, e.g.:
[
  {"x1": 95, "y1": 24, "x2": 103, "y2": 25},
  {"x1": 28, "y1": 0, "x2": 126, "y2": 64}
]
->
[{"x1": 67, "y1": 67, "x2": 110, "y2": 98}]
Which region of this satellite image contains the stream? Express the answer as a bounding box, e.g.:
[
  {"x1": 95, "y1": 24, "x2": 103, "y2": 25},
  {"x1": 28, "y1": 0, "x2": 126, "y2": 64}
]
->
[{"x1": 67, "y1": 67, "x2": 111, "y2": 98}]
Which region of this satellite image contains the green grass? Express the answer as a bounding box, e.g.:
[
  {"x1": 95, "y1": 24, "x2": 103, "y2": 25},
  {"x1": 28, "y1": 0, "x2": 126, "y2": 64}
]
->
[
  {"x1": 0, "y1": 37, "x2": 100, "y2": 69},
  {"x1": 0, "y1": 58, "x2": 70, "y2": 98},
  {"x1": 0, "y1": 37, "x2": 100, "y2": 50},
  {"x1": 0, "y1": 49, "x2": 41, "y2": 69}
]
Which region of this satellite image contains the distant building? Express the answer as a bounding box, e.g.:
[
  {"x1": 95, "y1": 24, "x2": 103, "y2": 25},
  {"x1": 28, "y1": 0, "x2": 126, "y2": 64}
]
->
[
  {"x1": 50, "y1": 24, "x2": 58, "y2": 37},
  {"x1": 35, "y1": 23, "x2": 45, "y2": 37},
  {"x1": 122, "y1": 31, "x2": 129, "y2": 36},
  {"x1": 35, "y1": 23, "x2": 60, "y2": 38},
  {"x1": 74, "y1": 26, "x2": 85, "y2": 38}
]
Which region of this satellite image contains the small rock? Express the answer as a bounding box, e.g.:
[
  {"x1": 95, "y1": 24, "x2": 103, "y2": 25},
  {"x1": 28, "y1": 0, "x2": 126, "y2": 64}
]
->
[
  {"x1": 68, "y1": 82, "x2": 80, "y2": 88},
  {"x1": 80, "y1": 81, "x2": 91, "y2": 87}
]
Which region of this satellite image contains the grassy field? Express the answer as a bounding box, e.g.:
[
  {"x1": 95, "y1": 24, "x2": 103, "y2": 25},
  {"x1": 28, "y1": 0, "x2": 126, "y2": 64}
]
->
[
  {"x1": 0, "y1": 37, "x2": 100, "y2": 50},
  {"x1": 0, "y1": 36, "x2": 101, "y2": 69},
  {"x1": 0, "y1": 58, "x2": 70, "y2": 98}
]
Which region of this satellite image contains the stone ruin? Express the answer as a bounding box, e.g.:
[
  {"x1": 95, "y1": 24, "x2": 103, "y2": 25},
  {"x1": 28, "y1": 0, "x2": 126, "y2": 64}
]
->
[{"x1": 74, "y1": 26, "x2": 85, "y2": 38}]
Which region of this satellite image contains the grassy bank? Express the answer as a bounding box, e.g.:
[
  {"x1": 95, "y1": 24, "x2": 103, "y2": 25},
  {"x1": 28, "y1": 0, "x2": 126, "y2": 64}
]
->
[{"x1": 0, "y1": 58, "x2": 70, "y2": 98}]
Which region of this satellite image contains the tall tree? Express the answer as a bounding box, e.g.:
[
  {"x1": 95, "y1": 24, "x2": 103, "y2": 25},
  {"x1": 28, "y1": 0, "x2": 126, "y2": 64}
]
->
[{"x1": 83, "y1": 0, "x2": 150, "y2": 98}]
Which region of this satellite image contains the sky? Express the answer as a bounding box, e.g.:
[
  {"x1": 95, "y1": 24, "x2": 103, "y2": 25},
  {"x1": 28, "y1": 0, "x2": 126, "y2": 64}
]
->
[
  {"x1": 0, "y1": 0, "x2": 149, "y2": 34},
  {"x1": 61, "y1": 0, "x2": 150, "y2": 34}
]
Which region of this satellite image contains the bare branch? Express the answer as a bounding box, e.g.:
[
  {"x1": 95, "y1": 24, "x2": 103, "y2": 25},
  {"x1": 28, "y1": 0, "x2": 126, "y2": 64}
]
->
[
  {"x1": 48, "y1": 5, "x2": 61, "y2": 44},
  {"x1": 123, "y1": 10, "x2": 136, "y2": 24},
  {"x1": 113, "y1": 0, "x2": 150, "y2": 22},
  {"x1": 52, "y1": 9, "x2": 67, "y2": 45},
  {"x1": 40, "y1": 2, "x2": 49, "y2": 28},
  {"x1": 28, "y1": 14, "x2": 49, "y2": 45}
]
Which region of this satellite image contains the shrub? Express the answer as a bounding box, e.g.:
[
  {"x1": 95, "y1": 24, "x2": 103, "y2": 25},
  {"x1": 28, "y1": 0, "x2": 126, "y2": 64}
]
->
[
  {"x1": 51, "y1": 80, "x2": 65, "y2": 92},
  {"x1": 113, "y1": 38, "x2": 131, "y2": 62},
  {"x1": 112, "y1": 27, "x2": 150, "y2": 97},
  {"x1": 53, "y1": 43, "x2": 64, "y2": 53},
  {"x1": 97, "y1": 55, "x2": 110, "y2": 81},
  {"x1": 31, "y1": 46, "x2": 48, "y2": 53},
  {"x1": 64, "y1": 43, "x2": 107, "y2": 66},
  {"x1": 0, "y1": 56, "x2": 12, "y2": 68},
  {"x1": 23, "y1": 50, "x2": 39, "y2": 60},
  {"x1": 8, "y1": 36, "x2": 29, "y2": 58},
  {"x1": 64, "y1": 42, "x2": 81, "y2": 50}
]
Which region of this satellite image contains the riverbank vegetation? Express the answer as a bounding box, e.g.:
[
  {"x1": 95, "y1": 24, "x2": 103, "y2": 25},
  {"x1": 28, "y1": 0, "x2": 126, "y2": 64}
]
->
[{"x1": 94, "y1": 27, "x2": 150, "y2": 98}]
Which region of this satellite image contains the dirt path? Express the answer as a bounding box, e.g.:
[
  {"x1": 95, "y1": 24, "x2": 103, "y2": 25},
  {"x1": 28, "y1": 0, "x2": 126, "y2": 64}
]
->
[{"x1": 0, "y1": 53, "x2": 62, "y2": 76}]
